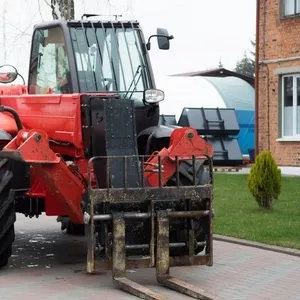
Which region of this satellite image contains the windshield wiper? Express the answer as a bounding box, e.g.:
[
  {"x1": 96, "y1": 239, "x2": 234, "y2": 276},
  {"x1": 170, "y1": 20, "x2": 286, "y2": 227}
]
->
[{"x1": 122, "y1": 65, "x2": 142, "y2": 99}]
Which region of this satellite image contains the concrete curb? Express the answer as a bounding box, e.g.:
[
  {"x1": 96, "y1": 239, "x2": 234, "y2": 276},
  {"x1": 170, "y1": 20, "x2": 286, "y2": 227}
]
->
[{"x1": 214, "y1": 234, "x2": 300, "y2": 257}]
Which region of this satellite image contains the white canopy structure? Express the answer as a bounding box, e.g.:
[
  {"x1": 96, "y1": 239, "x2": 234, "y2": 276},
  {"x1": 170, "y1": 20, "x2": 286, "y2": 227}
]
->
[{"x1": 155, "y1": 75, "x2": 255, "y2": 121}]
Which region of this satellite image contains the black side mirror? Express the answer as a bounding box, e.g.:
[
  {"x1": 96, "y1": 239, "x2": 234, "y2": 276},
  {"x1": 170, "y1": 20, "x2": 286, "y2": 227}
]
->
[
  {"x1": 157, "y1": 28, "x2": 172, "y2": 50},
  {"x1": 146, "y1": 28, "x2": 174, "y2": 51}
]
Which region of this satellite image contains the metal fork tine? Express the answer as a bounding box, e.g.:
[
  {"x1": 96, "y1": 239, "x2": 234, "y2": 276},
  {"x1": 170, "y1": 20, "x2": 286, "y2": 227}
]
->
[
  {"x1": 112, "y1": 212, "x2": 167, "y2": 300},
  {"x1": 156, "y1": 211, "x2": 216, "y2": 300},
  {"x1": 157, "y1": 276, "x2": 217, "y2": 300}
]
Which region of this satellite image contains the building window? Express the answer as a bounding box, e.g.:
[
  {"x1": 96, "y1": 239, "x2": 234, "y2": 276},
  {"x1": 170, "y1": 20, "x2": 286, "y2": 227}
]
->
[
  {"x1": 282, "y1": 75, "x2": 300, "y2": 137},
  {"x1": 282, "y1": 0, "x2": 300, "y2": 17}
]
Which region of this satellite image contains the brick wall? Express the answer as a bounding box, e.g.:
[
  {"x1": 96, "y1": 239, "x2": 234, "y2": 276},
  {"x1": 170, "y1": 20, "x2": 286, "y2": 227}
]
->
[{"x1": 258, "y1": 0, "x2": 300, "y2": 166}]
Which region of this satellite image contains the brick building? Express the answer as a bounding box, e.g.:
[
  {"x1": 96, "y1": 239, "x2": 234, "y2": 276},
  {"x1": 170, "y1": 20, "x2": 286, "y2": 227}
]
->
[{"x1": 257, "y1": 0, "x2": 300, "y2": 165}]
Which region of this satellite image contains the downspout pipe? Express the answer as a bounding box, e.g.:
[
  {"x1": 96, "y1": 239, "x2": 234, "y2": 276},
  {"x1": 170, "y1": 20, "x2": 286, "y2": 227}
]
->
[{"x1": 255, "y1": 0, "x2": 260, "y2": 158}]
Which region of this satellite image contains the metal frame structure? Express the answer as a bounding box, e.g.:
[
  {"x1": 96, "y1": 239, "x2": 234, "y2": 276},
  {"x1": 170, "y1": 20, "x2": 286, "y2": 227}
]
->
[{"x1": 85, "y1": 154, "x2": 215, "y2": 299}]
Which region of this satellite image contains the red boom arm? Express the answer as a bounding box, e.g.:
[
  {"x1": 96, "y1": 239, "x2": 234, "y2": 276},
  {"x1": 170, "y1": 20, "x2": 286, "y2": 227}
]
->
[
  {"x1": 1, "y1": 129, "x2": 86, "y2": 224},
  {"x1": 144, "y1": 127, "x2": 213, "y2": 187},
  {"x1": 0, "y1": 127, "x2": 213, "y2": 223}
]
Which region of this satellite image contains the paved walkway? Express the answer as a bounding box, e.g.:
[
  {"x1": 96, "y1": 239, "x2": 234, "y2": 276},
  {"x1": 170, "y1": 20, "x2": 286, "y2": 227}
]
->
[
  {"x1": 0, "y1": 215, "x2": 300, "y2": 300},
  {"x1": 237, "y1": 166, "x2": 300, "y2": 176}
]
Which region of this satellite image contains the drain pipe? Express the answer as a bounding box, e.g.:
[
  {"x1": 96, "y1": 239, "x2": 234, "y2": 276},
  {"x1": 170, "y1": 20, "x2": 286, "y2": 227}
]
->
[{"x1": 255, "y1": 0, "x2": 260, "y2": 158}]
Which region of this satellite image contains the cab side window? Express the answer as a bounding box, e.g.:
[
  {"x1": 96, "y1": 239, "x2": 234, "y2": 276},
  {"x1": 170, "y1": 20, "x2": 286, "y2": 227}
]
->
[{"x1": 28, "y1": 27, "x2": 71, "y2": 94}]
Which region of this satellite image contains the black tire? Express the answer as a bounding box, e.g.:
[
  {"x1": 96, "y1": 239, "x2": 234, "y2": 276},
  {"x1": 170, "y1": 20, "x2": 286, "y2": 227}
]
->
[
  {"x1": 0, "y1": 160, "x2": 16, "y2": 269},
  {"x1": 66, "y1": 220, "x2": 85, "y2": 235},
  {"x1": 175, "y1": 159, "x2": 211, "y2": 186},
  {"x1": 57, "y1": 216, "x2": 85, "y2": 235},
  {"x1": 167, "y1": 160, "x2": 211, "y2": 256}
]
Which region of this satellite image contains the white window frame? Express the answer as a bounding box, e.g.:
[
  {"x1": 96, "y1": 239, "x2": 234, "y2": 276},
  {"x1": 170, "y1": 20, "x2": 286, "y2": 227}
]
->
[
  {"x1": 282, "y1": 0, "x2": 300, "y2": 17},
  {"x1": 281, "y1": 74, "x2": 300, "y2": 139}
]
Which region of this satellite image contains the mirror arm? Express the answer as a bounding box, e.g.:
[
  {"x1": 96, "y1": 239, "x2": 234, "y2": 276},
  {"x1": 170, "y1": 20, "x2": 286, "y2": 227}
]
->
[
  {"x1": 146, "y1": 34, "x2": 156, "y2": 50},
  {"x1": 146, "y1": 34, "x2": 174, "y2": 50},
  {"x1": 17, "y1": 73, "x2": 26, "y2": 85}
]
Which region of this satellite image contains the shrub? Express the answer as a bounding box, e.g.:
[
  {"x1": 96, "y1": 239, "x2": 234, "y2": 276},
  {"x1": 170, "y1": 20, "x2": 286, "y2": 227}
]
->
[{"x1": 247, "y1": 150, "x2": 281, "y2": 209}]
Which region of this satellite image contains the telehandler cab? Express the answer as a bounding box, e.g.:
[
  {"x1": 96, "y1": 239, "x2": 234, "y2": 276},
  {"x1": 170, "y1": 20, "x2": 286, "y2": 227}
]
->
[{"x1": 0, "y1": 15, "x2": 215, "y2": 300}]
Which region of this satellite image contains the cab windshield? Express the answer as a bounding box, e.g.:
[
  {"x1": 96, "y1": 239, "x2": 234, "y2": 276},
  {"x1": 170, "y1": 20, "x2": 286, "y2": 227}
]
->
[{"x1": 69, "y1": 22, "x2": 152, "y2": 102}]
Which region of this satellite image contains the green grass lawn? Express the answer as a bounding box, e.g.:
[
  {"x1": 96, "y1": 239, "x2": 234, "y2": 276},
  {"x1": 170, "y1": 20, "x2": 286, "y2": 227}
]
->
[{"x1": 213, "y1": 173, "x2": 300, "y2": 249}]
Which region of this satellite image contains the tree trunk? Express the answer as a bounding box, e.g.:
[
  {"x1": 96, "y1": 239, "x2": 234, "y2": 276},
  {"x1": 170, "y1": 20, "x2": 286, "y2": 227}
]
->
[
  {"x1": 50, "y1": 0, "x2": 75, "y2": 20},
  {"x1": 262, "y1": 198, "x2": 272, "y2": 209}
]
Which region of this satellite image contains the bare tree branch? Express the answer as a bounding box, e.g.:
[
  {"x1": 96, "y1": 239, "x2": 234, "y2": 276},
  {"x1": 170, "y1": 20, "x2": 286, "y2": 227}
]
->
[
  {"x1": 50, "y1": 0, "x2": 75, "y2": 20},
  {"x1": 43, "y1": 0, "x2": 52, "y2": 7},
  {"x1": 38, "y1": 0, "x2": 45, "y2": 21}
]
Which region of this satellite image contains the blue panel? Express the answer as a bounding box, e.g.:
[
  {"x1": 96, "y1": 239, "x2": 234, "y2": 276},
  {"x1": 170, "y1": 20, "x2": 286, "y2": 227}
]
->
[
  {"x1": 234, "y1": 110, "x2": 255, "y2": 155},
  {"x1": 202, "y1": 76, "x2": 255, "y2": 110}
]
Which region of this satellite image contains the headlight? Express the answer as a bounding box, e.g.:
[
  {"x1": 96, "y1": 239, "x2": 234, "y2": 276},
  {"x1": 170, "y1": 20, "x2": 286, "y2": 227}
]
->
[{"x1": 144, "y1": 89, "x2": 164, "y2": 104}]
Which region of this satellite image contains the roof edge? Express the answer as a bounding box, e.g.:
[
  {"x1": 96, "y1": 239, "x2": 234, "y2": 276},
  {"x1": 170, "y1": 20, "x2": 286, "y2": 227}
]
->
[{"x1": 170, "y1": 68, "x2": 255, "y2": 87}]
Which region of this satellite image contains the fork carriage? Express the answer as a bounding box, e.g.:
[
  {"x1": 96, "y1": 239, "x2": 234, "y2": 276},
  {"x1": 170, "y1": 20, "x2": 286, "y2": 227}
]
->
[{"x1": 84, "y1": 154, "x2": 215, "y2": 300}]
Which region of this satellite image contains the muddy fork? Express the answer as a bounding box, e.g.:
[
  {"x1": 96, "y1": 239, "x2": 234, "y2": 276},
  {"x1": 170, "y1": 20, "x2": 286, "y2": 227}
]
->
[
  {"x1": 112, "y1": 211, "x2": 217, "y2": 300},
  {"x1": 156, "y1": 211, "x2": 215, "y2": 300}
]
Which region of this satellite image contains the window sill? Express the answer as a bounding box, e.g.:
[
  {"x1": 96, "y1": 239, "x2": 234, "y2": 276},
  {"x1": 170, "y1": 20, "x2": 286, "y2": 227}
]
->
[
  {"x1": 280, "y1": 14, "x2": 300, "y2": 20},
  {"x1": 276, "y1": 138, "x2": 300, "y2": 142}
]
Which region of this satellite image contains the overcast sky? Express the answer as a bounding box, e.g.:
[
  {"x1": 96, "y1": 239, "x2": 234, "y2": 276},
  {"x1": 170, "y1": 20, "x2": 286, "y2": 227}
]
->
[{"x1": 0, "y1": 0, "x2": 256, "y2": 84}]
